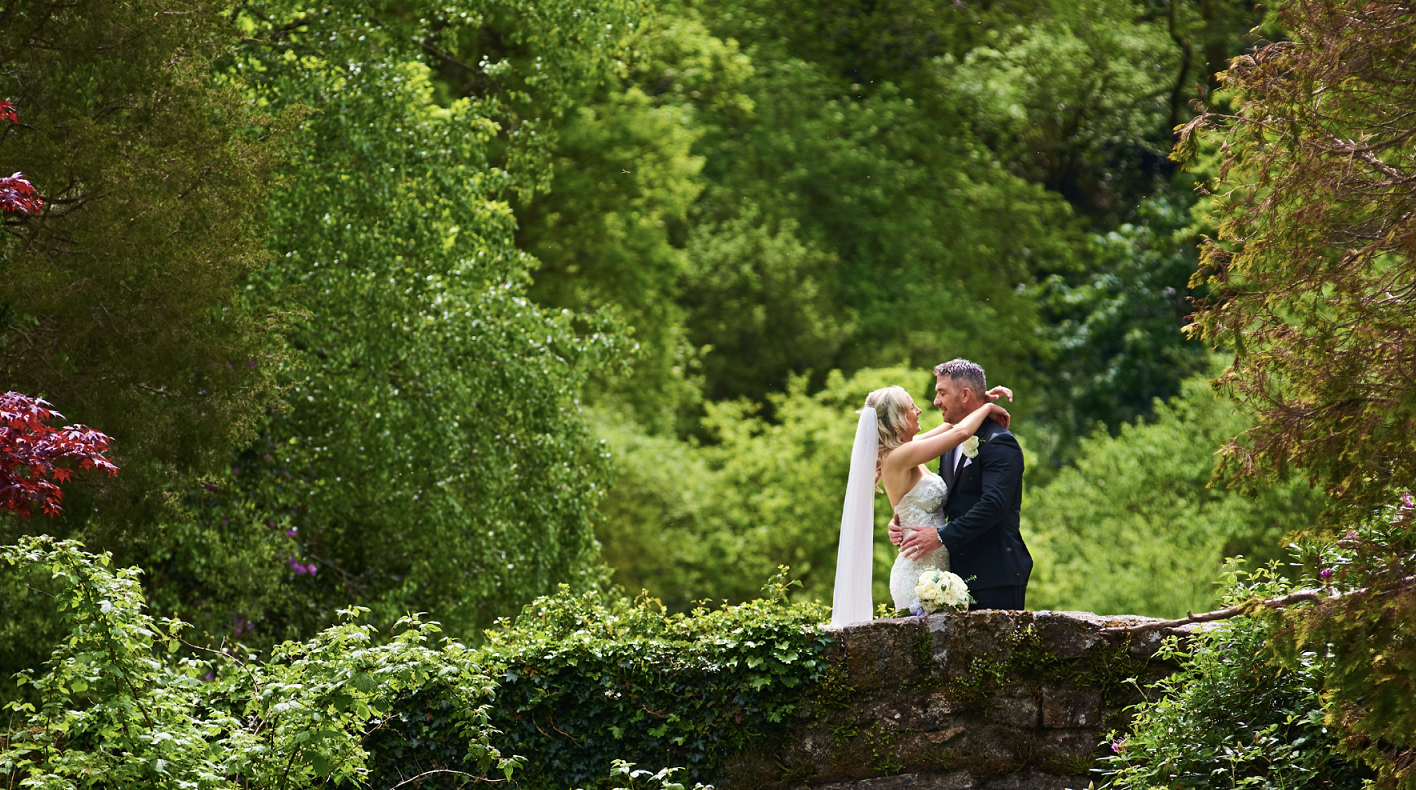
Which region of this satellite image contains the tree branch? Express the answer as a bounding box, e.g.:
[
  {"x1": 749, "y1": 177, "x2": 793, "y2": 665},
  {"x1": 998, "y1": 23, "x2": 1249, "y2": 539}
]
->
[{"x1": 1101, "y1": 575, "x2": 1416, "y2": 634}]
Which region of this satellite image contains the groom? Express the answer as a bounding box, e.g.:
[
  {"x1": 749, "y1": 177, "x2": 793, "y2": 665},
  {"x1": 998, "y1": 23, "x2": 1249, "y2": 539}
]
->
[{"x1": 892, "y1": 359, "x2": 1032, "y2": 610}]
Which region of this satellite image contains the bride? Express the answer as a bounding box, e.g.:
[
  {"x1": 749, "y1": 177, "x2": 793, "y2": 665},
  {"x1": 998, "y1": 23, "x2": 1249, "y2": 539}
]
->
[{"x1": 831, "y1": 384, "x2": 1010, "y2": 625}]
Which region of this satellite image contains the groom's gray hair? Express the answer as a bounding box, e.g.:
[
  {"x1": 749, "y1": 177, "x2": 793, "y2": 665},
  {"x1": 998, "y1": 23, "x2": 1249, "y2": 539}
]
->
[{"x1": 934, "y1": 358, "x2": 986, "y2": 396}]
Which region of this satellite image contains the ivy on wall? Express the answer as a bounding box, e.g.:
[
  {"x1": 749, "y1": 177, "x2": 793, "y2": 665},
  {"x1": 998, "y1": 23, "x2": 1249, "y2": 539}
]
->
[{"x1": 369, "y1": 572, "x2": 833, "y2": 789}]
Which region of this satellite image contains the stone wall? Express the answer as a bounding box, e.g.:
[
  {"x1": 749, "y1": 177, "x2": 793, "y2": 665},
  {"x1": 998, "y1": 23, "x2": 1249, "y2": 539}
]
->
[{"x1": 725, "y1": 610, "x2": 1195, "y2": 790}]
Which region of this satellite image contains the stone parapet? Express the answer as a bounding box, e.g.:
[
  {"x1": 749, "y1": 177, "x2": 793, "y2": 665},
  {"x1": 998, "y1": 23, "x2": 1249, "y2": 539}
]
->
[{"x1": 724, "y1": 610, "x2": 1196, "y2": 790}]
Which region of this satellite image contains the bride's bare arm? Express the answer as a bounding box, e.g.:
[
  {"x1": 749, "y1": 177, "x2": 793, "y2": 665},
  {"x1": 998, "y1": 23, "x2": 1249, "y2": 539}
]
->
[
  {"x1": 884, "y1": 402, "x2": 1008, "y2": 471},
  {"x1": 912, "y1": 421, "x2": 954, "y2": 441}
]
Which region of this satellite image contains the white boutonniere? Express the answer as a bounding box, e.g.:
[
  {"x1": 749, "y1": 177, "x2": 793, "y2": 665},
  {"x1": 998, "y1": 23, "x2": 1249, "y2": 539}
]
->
[{"x1": 961, "y1": 435, "x2": 982, "y2": 459}]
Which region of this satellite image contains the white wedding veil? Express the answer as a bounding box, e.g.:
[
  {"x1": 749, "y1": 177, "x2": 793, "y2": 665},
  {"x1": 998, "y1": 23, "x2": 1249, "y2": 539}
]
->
[{"x1": 831, "y1": 406, "x2": 878, "y2": 626}]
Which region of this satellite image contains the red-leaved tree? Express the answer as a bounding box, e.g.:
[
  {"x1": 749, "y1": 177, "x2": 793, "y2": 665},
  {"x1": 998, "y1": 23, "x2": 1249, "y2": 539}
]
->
[
  {"x1": 0, "y1": 392, "x2": 117, "y2": 518},
  {"x1": 0, "y1": 100, "x2": 43, "y2": 216}
]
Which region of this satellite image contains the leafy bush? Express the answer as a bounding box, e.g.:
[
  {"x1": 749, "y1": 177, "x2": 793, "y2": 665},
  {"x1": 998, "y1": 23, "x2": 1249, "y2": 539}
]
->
[
  {"x1": 368, "y1": 570, "x2": 831, "y2": 790},
  {"x1": 1, "y1": 539, "x2": 830, "y2": 790},
  {"x1": 1265, "y1": 502, "x2": 1416, "y2": 789},
  {"x1": 0, "y1": 537, "x2": 515, "y2": 790},
  {"x1": 1099, "y1": 564, "x2": 1370, "y2": 790}
]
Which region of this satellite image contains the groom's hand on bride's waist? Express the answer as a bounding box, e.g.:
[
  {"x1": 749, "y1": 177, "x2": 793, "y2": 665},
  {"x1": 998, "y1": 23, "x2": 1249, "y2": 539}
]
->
[{"x1": 899, "y1": 523, "x2": 943, "y2": 560}]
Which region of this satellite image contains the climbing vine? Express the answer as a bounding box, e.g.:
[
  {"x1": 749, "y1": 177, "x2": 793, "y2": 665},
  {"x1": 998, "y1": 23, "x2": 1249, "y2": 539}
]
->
[{"x1": 368, "y1": 571, "x2": 833, "y2": 789}]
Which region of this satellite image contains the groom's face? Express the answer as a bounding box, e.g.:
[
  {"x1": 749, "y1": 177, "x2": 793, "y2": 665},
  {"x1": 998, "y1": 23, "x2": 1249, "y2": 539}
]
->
[{"x1": 934, "y1": 375, "x2": 968, "y2": 423}]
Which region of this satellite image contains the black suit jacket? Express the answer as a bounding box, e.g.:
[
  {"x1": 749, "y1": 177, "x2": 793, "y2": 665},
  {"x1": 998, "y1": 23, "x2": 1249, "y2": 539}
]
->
[{"x1": 937, "y1": 419, "x2": 1032, "y2": 590}]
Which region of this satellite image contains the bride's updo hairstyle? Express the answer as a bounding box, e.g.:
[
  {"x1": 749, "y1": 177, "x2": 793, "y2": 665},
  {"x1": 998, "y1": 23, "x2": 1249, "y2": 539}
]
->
[{"x1": 865, "y1": 386, "x2": 914, "y2": 489}]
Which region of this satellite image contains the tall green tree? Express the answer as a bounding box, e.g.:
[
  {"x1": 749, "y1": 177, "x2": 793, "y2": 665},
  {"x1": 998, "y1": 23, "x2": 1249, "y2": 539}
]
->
[
  {"x1": 0, "y1": 0, "x2": 284, "y2": 540},
  {"x1": 138, "y1": 1, "x2": 642, "y2": 645}
]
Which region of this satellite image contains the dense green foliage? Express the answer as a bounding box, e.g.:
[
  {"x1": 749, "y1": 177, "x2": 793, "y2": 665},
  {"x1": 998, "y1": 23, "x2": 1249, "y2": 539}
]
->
[
  {"x1": 370, "y1": 571, "x2": 830, "y2": 789},
  {"x1": 1026, "y1": 364, "x2": 1326, "y2": 618},
  {"x1": 517, "y1": 0, "x2": 1242, "y2": 431},
  {"x1": 1182, "y1": 0, "x2": 1416, "y2": 515},
  {"x1": 1261, "y1": 505, "x2": 1416, "y2": 789},
  {"x1": 0, "y1": 537, "x2": 517, "y2": 790},
  {"x1": 1099, "y1": 565, "x2": 1369, "y2": 790},
  {"x1": 8, "y1": 0, "x2": 1415, "y2": 786},
  {"x1": 1168, "y1": 1, "x2": 1416, "y2": 784},
  {"x1": 0, "y1": 0, "x2": 285, "y2": 535},
  {"x1": 0, "y1": 0, "x2": 1283, "y2": 654},
  {"x1": 0, "y1": 540, "x2": 828, "y2": 790},
  {"x1": 133, "y1": 1, "x2": 640, "y2": 647}
]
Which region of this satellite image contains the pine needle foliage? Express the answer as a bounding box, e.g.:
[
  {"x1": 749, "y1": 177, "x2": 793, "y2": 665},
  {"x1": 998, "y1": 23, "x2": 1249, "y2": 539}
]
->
[
  {"x1": 1172, "y1": 3, "x2": 1416, "y2": 783},
  {"x1": 1180, "y1": 0, "x2": 1416, "y2": 513}
]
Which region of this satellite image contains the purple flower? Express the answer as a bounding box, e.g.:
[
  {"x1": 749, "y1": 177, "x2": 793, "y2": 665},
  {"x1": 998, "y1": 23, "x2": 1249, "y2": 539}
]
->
[
  {"x1": 909, "y1": 605, "x2": 925, "y2": 617},
  {"x1": 286, "y1": 528, "x2": 298, "y2": 538},
  {"x1": 1111, "y1": 739, "x2": 1127, "y2": 754},
  {"x1": 1320, "y1": 568, "x2": 1334, "y2": 582},
  {"x1": 286, "y1": 556, "x2": 318, "y2": 576},
  {"x1": 1402, "y1": 492, "x2": 1414, "y2": 509},
  {"x1": 247, "y1": 359, "x2": 256, "y2": 368}
]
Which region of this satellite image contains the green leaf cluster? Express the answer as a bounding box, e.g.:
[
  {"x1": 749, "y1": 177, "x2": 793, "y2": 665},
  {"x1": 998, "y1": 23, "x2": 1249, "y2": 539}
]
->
[
  {"x1": 138, "y1": 0, "x2": 644, "y2": 644},
  {"x1": 1260, "y1": 505, "x2": 1416, "y2": 789},
  {"x1": 0, "y1": 537, "x2": 515, "y2": 790},
  {"x1": 468, "y1": 571, "x2": 828, "y2": 789},
  {"x1": 1, "y1": 541, "x2": 828, "y2": 790},
  {"x1": 0, "y1": 0, "x2": 287, "y2": 535},
  {"x1": 1098, "y1": 563, "x2": 1370, "y2": 790}
]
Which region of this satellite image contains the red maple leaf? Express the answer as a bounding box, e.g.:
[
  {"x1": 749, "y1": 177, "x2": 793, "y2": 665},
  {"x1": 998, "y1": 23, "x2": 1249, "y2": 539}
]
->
[
  {"x1": 1, "y1": 392, "x2": 118, "y2": 518},
  {"x1": 0, "y1": 100, "x2": 16, "y2": 125},
  {"x1": 0, "y1": 172, "x2": 43, "y2": 214}
]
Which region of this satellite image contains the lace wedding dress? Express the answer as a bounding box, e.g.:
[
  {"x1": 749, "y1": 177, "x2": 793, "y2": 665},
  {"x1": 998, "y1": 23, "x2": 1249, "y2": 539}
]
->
[{"x1": 889, "y1": 471, "x2": 951, "y2": 610}]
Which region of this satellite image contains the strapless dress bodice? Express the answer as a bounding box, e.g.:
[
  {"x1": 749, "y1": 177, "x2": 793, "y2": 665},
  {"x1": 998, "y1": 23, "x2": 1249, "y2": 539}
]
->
[{"x1": 889, "y1": 471, "x2": 951, "y2": 610}]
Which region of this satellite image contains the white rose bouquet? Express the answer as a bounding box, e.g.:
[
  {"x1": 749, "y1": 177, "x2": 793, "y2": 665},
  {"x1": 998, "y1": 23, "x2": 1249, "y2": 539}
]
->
[{"x1": 911, "y1": 569, "x2": 973, "y2": 614}]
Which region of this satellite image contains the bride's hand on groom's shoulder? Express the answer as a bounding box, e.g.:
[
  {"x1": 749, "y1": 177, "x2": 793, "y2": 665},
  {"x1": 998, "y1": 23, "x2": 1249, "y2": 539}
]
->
[
  {"x1": 988, "y1": 403, "x2": 1010, "y2": 429},
  {"x1": 986, "y1": 385, "x2": 1013, "y2": 403}
]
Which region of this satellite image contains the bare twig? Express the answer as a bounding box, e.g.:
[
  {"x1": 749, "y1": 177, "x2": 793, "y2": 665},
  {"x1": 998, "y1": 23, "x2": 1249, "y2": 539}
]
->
[{"x1": 389, "y1": 769, "x2": 508, "y2": 789}]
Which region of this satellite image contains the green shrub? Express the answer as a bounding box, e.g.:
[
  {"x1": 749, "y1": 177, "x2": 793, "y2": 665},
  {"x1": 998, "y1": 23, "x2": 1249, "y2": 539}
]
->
[
  {"x1": 1, "y1": 539, "x2": 829, "y2": 790},
  {"x1": 368, "y1": 570, "x2": 832, "y2": 790},
  {"x1": 1026, "y1": 365, "x2": 1325, "y2": 618},
  {"x1": 0, "y1": 536, "x2": 516, "y2": 790},
  {"x1": 1098, "y1": 564, "x2": 1370, "y2": 790}
]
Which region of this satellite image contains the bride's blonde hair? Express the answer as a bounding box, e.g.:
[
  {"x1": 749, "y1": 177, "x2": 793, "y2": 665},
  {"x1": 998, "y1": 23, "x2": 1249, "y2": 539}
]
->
[{"x1": 864, "y1": 386, "x2": 914, "y2": 490}]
